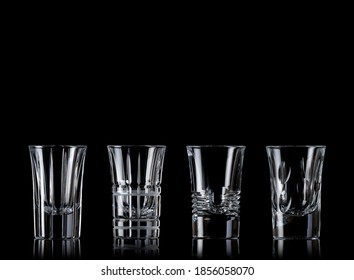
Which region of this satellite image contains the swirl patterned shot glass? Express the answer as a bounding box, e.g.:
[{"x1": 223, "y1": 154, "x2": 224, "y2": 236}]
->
[
  {"x1": 266, "y1": 146, "x2": 326, "y2": 239},
  {"x1": 186, "y1": 145, "x2": 245, "y2": 239},
  {"x1": 29, "y1": 145, "x2": 87, "y2": 239},
  {"x1": 108, "y1": 145, "x2": 166, "y2": 239}
]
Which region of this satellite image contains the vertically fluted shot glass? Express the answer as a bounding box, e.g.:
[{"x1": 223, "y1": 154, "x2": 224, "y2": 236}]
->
[{"x1": 29, "y1": 145, "x2": 87, "y2": 239}]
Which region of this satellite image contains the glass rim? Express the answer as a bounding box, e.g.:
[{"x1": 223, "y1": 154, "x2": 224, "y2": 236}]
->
[
  {"x1": 186, "y1": 145, "x2": 246, "y2": 148},
  {"x1": 29, "y1": 145, "x2": 87, "y2": 148},
  {"x1": 266, "y1": 145, "x2": 326, "y2": 148},
  {"x1": 107, "y1": 145, "x2": 166, "y2": 148}
]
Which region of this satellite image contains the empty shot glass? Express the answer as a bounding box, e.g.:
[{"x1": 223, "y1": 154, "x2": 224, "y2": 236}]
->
[
  {"x1": 107, "y1": 145, "x2": 166, "y2": 239},
  {"x1": 266, "y1": 145, "x2": 326, "y2": 239},
  {"x1": 29, "y1": 145, "x2": 87, "y2": 239},
  {"x1": 186, "y1": 145, "x2": 246, "y2": 238}
]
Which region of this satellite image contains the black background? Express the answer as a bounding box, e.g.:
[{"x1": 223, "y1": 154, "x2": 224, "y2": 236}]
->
[{"x1": 1, "y1": 15, "x2": 352, "y2": 259}]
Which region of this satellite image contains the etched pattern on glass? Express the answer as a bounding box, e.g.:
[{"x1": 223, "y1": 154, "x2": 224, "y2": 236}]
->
[
  {"x1": 188, "y1": 146, "x2": 244, "y2": 217},
  {"x1": 108, "y1": 145, "x2": 165, "y2": 239},
  {"x1": 266, "y1": 146, "x2": 325, "y2": 239}
]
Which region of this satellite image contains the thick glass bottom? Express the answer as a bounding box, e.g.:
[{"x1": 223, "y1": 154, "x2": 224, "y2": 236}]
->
[
  {"x1": 272, "y1": 209, "x2": 320, "y2": 239},
  {"x1": 192, "y1": 214, "x2": 240, "y2": 239},
  {"x1": 34, "y1": 211, "x2": 81, "y2": 240}
]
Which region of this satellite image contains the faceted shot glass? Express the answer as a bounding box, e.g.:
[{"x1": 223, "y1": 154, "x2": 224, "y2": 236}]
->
[
  {"x1": 107, "y1": 145, "x2": 166, "y2": 239},
  {"x1": 266, "y1": 145, "x2": 326, "y2": 239},
  {"x1": 186, "y1": 145, "x2": 245, "y2": 239},
  {"x1": 29, "y1": 145, "x2": 87, "y2": 239}
]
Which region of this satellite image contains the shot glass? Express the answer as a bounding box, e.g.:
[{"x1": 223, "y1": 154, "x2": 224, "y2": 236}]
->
[
  {"x1": 186, "y1": 145, "x2": 246, "y2": 238},
  {"x1": 107, "y1": 145, "x2": 166, "y2": 239},
  {"x1": 266, "y1": 145, "x2": 326, "y2": 239},
  {"x1": 29, "y1": 145, "x2": 87, "y2": 239}
]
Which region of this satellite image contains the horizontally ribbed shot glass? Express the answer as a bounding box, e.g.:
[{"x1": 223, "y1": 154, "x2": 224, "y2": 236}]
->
[{"x1": 186, "y1": 145, "x2": 245, "y2": 239}]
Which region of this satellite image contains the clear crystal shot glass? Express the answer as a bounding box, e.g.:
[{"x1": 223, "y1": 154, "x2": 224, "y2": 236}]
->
[
  {"x1": 107, "y1": 145, "x2": 166, "y2": 239},
  {"x1": 29, "y1": 145, "x2": 87, "y2": 239},
  {"x1": 266, "y1": 145, "x2": 326, "y2": 239},
  {"x1": 186, "y1": 145, "x2": 246, "y2": 239}
]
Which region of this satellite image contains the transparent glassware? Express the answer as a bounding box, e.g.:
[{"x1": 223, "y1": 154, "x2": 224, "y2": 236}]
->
[
  {"x1": 107, "y1": 145, "x2": 166, "y2": 239},
  {"x1": 29, "y1": 145, "x2": 87, "y2": 239},
  {"x1": 186, "y1": 145, "x2": 246, "y2": 238},
  {"x1": 266, "y1": 145, "x2": 326, "y2": 239}
]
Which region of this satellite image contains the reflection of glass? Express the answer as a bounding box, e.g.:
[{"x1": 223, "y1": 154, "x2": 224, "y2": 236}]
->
[
  {"x1": 266, "y1": 146, "x2": 326, "y2": 239},
  {"x1": 192, "y1": 238, "x2": 240, "y2": 259},
  {"x1": 33, "y1": 239, "x2": 81, "y2": 259},
  {"x1": 113, "y1": 238, "x2": 159, "y2": 258},
  {"x1": 186, "y1": 146, "x2": 245, "y2": 238},
  {"x1": 273, "y1": 239, "x2": 321, "y2": 259}
]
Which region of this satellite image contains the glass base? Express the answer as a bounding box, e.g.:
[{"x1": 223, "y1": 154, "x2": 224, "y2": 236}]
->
[
  {"x1": 192, "y1": 215, "x2": 240, "y2": 239},
  {"x1": 272, "y1": 209, "x2": 320, "y2": 239},
  {"x1": 113, "y1": 218, "x2": 160, "y2": 239},
  {"x1": 34, "y1": 212, "x2": 81, "y2": 240}
]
